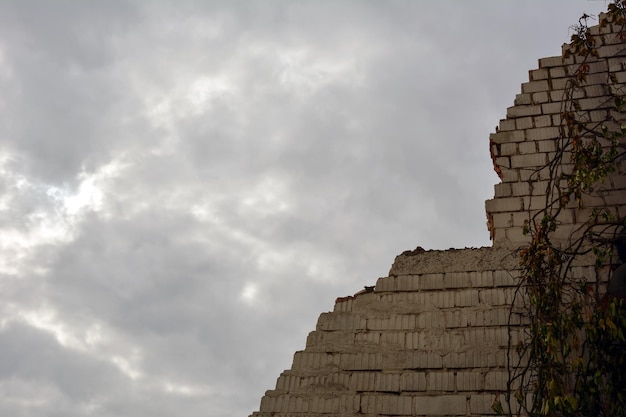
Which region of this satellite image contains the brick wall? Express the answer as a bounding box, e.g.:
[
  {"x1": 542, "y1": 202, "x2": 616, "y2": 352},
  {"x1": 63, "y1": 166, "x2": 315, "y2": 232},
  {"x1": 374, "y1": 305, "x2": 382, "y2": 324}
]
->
[
  {"x1": 486, "y1": 15, "x2": 626, "y2": 246},
  {"x1": 249, "y1": 14, "x2": 625, "y2": 417},
  {"x1": 251, "y1": 249, "x2": 525, "y2": 417}
]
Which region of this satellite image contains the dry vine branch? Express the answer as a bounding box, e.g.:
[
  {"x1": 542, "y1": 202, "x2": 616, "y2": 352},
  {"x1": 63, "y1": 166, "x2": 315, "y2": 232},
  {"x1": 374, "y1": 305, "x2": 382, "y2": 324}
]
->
[{"x1": 502, "y1": 3, "x2": 626, "y2": 416}]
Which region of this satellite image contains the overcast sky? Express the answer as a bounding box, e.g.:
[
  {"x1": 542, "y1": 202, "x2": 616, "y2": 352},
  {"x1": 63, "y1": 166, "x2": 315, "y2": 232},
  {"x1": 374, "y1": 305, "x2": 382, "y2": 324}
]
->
[{"x1": 0, "y1": 1, "x2": 611, "y2": 416}]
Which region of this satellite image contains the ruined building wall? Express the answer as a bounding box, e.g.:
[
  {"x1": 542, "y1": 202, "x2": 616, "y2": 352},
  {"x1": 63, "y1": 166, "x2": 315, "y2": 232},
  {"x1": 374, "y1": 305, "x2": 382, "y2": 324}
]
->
[
  {"x1": 486, "y1": 19, "x2": 626, "y2": 247},
  {"x1": 249, "y1": 15, "x2": 626, "y2": 417}
]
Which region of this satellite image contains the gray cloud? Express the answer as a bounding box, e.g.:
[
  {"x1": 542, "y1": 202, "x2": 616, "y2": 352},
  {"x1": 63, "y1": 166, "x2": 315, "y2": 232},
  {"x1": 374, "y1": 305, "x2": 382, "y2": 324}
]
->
[{"x1": 0, "y1": 1, "x2": 609, "y2": 416}]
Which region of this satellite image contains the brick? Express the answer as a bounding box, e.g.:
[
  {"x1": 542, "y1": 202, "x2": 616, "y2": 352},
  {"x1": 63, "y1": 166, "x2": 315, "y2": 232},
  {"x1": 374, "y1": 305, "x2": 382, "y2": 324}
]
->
[
  {"x1": 533, "y1": 114, "x2": 552, "y2": 127},
  {"x1": 427, "y1": 372, "x2": 455, "y2": 391},
  {"x1": 427, "y1": 291, "x2": 455, "y2": 309},
  {"x1": 519, "y1": 165, "x2": 550, "y2": 181},
  {"x1": 498, "y1": 118, "x2": 516, "y2": 131},
  {"x1": 525, "y1": 126, "x2": 560, "y2": 141},
  {"x1": 601, "y1": 32, "x2": 626, "y2": 46},
  {"x1": 479, "y1": 288, "x2": 507, "y2": 306},
  {"x1": 500, "y1": 168, "x2": 519, "y2": 182},
  {"x1": 585, "y1": 83, "x2": 608, "y2": 97},
  {"x1": 395, "y1": 274, "x2": 419, "y2": 291},
  {"x1": 612, "y1": 175, "x2": 626, "y2": 190},
  {"x1": 510, "y1": 182, "x2": 530, "y2": 196},
  {"x1": 490, "y1": 130, "x2": 525, "y2": 144},
  {"x1": 565, "y1": 60, "x2": 608, "y2": 75},
  {"x1": 514, "y1": 93, "x2": 532, "y2": 105},
  {"x1": 589, "y1": 21, "x2": 613, "y2": 36},
  {"x1": 518, "y1": 141, "x2": 536, "y2": 154},
  {"x1": 542, "y1": 101, "x2": 563, "y2": 114},
  {"x1": 485, "y1": 371, "x2": 509, "y2": 390},
  {"x1": 436, "y1": 272, "x2": 464, "y2": 289},
  {"x1": 496, "y1": 268, "x2": 521, "y2": 284},
  {"x1": 404, "y1": 351, "x2": 443, "y2": 369},
  {"x1": 484, "y1": 307, "x2": 514, "y2": 325},
  {"x1": 494, "y1": 183, "x2": 511, "y2": 198},
  {"x1": 414, "y1": 395, "x2": 467, "y2": 415},
  {"x1": 317, "y1": 312, "x2": 366, "y2": 331},
  {"x1": 522, "y1": 195, "x2": 549, "y2": 211},
  {"x1": 537, "y1": 139, "x2": 556, "y2": 152},
  {"x1": 362, "y1": 394, "x2": 413, "y2": 415},
  {"x1": 306, "y1": 330, "x2": 353, "y2": 348},
  {"x1": 589, "y1": 109, "x2": 610, "y2": 122},
  {"x1": 584, "y1": 72, "x2": 612, "y2": 85},
  {"x1": 355, "y1": 331, "x2": 380, "y2": 345},
  {"x1": 500, "y1": 142, "x2": 517, "y2": 156},
  {"x1": 340, "y1": 395, "x2": 361, "y2": 413},
  {"x1": 605, "y1": 192, "x2": 626, "y2": 206},
  {"x1": 491, "y1": 212, "x2": 512, "y2": 228},
  {"x1": 608, "y1": 57, "x2": 624, "y2": 72},
  {"x1": 405, "y1": 332, "x2": 423, "y2": 350},
  {"x1": 474, "y1": 270, "x2": 495, "y2": 287},
  {"x1": 455, "y1": 289, "x2": 479, "y2": 307},
  {"x1": 445, "y1": 310, "x2": 469, "y2": 328},
  {"x1": 557, "y1": 208, "x2": 575, "y2": 224},
  {"x1": 485, "y1": 197, "x2": 523, "y2": 213},
  {"x1": 579, "y1": 194, "x2": 607, "y2": 207},
  {"x1": 464, "y1": 327, "x2": 509, "y2": 346},
  {"x1": 293, "y1": 352, "x2": 340, "y2": 371},
  {"x1": 512, "y1": 211, "x2": 531, "y2": 227},
  {"x1": 549, "y1": 89, "x2": 566, "y2": 102},
  {"x1": 578, "y1": 96, "x2": 614, "y2": 110},
  {"x1": 276, "y1": 373, "x2": 301, "y2": 391},
  {"x1": 619, "y1": 206, "x2": 626, "y2": 220},
  {"x1": 495, "y1": 156, "x2": 510, "y2": 168},
  {"x1": 441, "y1": 348, "x2": 498, "y2": 368},
  {"x1": 538, "y1": 55, "x2": 563, "y2": 68},
  {"x1": 549, "y1": 66, "x2": 567, "y2": 78},
  {"x1": 530, "y1": 181, "x2": 549, "y2": 196},
  {"x1": 456, "y1": 371, "x2": 484, "y2": 391},
  {"x1": 504, "y1": 227, "x2": 532, "y2": 243},
  {"x1": 551, "y1": 76, "x2": 571, "y2": 90},
  {"x1": 375, "y1": 276, "x2": 395, "y2": 292},
  {"x1": 367, "y1": 316, "x2": 412, "y2": 331},
  {"x1": 515, "y1": 116, "x2": 533, "y2": 130},
  {"x1": 521, "y1": 80, "x2": 549, "y2": 93},
  {"x1": 419, "y1": 273, "x2": 444, "y2": 290},
  {"x1": 400, "y1": 372, "x2": 427, "y2": 391},
  {"x1": 598, "y1": 43, "x2": 626, "y2": 58},
  {"x1": 470, "y1": 394, "x2": 499, "y2": 415},
  {"x1": 506, "y1": 104, "x2": 542, "y2": 118},
  {"x1": 530, "y1": 67, "x2": 549, "y2": 80},
  {"x1": 375, "y1": 373, "x2": 401, "y2": 391},
  {"x1": 340, "y1": 353, "x2": 382, "y2": 370},
  {"x1": 532, "y1": 91, "x2": 549, "y2": 103},
  {"x1": 416, "y1": 312, "x2": 445, "y2": 329},
  {"x1": 510, "y1": 153, "x2": 547, "y2": 168}
]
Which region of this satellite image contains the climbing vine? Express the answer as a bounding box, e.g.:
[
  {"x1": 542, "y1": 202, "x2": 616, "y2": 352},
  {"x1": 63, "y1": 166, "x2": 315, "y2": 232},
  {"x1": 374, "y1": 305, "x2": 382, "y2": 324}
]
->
[{"x1": 501, "y1": 3, "x2": 626, "y2": 416}]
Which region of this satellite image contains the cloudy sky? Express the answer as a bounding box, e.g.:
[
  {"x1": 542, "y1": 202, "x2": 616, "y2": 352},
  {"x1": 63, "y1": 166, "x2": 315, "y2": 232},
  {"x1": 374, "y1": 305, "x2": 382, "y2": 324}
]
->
[{"x1": 0, "y1": 1, "x2": 611, "y2": 416}]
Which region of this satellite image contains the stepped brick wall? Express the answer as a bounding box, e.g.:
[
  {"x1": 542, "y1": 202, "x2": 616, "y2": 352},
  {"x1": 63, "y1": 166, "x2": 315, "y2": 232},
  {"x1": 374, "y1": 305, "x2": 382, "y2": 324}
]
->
[
  {"x1": 486, "y1": 17, "x2": 626, "y2": 246},
  {"x1": 249, "y1": 13, "x2": 626, "y2": 417}
]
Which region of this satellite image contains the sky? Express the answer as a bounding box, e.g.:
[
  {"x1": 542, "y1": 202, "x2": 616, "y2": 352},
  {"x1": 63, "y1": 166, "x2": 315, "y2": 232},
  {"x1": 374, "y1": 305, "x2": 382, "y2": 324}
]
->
[{"x1": 0, "y1": 1, "x2": 611, "y2": 416}]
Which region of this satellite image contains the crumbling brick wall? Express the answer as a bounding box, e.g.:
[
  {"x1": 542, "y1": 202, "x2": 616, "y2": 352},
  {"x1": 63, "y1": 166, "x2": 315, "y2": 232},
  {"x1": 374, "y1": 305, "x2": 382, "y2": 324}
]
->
[
  {"x1": 486, "y1": 18, "x2": 626, "y2": 246},
  {"x1": 251, "y1": 247, "x2": 525, "y2": 417},
  {"x1": 249, "y1": 14, "x2": 626, "y2": 417}
]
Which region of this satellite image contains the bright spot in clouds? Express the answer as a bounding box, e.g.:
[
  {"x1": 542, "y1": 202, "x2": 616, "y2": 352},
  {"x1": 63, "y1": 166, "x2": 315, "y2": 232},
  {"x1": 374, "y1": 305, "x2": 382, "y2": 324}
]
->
[
  {"x1": 241, "y1": 283, "x2": 258, "y2": 303},
  {"x1": 186, "y1": 76, "x2": 233, "y2": 109}
]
